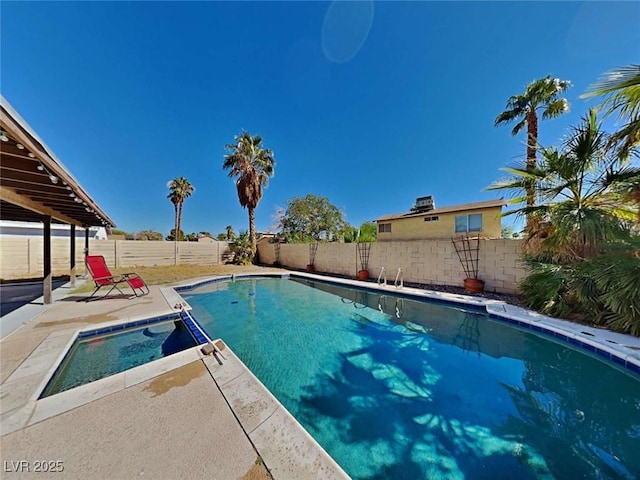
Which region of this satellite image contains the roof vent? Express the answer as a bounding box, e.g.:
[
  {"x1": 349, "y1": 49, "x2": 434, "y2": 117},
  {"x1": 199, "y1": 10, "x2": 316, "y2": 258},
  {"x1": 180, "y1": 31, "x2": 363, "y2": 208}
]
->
[{"x1": 413, "y1": 196, "x2": 435, "y2": 213}]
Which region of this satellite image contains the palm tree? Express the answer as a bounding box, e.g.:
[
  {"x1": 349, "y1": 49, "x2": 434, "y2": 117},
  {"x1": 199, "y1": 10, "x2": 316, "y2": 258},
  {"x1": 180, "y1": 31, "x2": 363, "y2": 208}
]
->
[
  {"x1": 495, "y1": 76, "x2": 571, "y2": 229},
  {"x1": 223, "y1": 131, "x2": 275, "y2": 257},
  {"x1": 583, "y1": 65, "x2": 640, "y2": 223},
  {"x1": 488, "y1": 108, "x2": 636, "y2": 262},
  {"x1": 582, "y1": 64, "x2": 640, "y2": 160},
  {"x1": 167, "y1": 177, "x2": 195, "y2": 250},
  {"x1": 605, "y1": 166, "x2": 640, "y2": 225},
  {"x1": 225, "y1": 225, "x2": 235, "y2": 241}
]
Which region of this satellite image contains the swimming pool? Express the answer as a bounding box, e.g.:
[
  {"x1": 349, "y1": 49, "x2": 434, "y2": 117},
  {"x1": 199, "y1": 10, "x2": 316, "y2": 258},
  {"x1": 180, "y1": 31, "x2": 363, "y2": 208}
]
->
[
  {"x1": 183, "y1": 276, "x2": 640, "y2": 479},
  {"x1": 41, "y1": 316, "x2": 197, "y2": 398}
]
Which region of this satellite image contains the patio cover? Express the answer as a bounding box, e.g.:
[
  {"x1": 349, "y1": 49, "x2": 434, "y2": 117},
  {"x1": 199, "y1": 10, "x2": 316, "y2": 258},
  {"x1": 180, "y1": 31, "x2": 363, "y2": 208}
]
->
[
  {"x1": 0, "y1": 95, "x2": 116, "y2": 304},
  {"x1": 1, "y1": 96, "x2": 115, "y2": 227}
]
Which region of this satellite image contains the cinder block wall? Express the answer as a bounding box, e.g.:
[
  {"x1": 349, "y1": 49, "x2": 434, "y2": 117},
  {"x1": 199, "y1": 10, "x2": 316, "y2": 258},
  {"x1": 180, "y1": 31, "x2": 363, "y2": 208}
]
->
[
  {"x1": 0, "y1": 238, "x2": 229, "y2": 279},
  {"x1": 257, "y1": 239, "x2": 526, "y2": 294}
]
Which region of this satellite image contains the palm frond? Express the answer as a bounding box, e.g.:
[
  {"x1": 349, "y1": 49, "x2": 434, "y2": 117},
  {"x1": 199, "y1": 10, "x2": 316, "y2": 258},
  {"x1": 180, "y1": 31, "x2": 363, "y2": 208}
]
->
[
  {"x1": 519, "y1": 262, "x2": 572, "y2": 317},
  {"x1": 542, "y1": 98, "x2": 569, "y2": 120},
  {"x1": 511, "y1": 118, "x2": 527, "y2": 136},
  {"x1": 495, "y1": 106, "x2": 524, "y2": 127},
  {"x1": 607, "y1": 116, "x2": 640, "y2": 160},
  {"x1": 583, "y1": 65, "x2": 640, "y2": 96},
  {"x1": 582, "y1": 64, "x2": 640, "y2": 116}
]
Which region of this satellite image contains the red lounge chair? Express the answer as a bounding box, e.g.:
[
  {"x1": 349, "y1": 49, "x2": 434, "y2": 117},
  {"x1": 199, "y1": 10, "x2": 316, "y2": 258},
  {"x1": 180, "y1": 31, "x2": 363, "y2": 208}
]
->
[{"x1": 85, "y1": 255, "x2": 149, "y2": 300}]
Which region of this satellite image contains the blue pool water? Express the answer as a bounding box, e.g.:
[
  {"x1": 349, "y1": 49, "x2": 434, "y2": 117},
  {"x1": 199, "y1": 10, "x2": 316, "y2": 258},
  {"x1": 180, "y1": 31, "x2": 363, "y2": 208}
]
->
[
  {"x1": 41, "y1": 319, "x2": 196, "y2": 398},
  {"x1": 184, "y1": 277, "x2": 640, "y2": 479}
]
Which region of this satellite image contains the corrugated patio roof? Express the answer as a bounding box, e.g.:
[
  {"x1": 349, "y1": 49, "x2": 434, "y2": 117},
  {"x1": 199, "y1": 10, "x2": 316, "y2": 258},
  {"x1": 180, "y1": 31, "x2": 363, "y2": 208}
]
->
[
  {"x1": 375, "y1": 198, "x2": 506, "y2": 222},
  {"x1": 0, "y1": 95, "x2": 115, "y2": 228}
]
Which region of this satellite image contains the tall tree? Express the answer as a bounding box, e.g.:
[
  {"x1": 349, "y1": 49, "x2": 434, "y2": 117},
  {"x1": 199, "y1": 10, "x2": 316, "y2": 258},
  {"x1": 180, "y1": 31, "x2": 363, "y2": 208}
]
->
[
  {"x1": 342, "y1": 221, "x2": 377, "y2": 243},
  {"x1": 495, "y1": 76, "x2": 571, "y2": 229},
  {"x1": 488, "y1": 109, "x2": 636, "y2": 262},
  {"x1": 225, "y1": 225, "x2": 235, "y2": 241},
  {"x1": 279, "y1": 194, "x2": 347, "y2": 242},
  {"x1": 489, "y1": 109, "x2": 640, "y2": 334},
  {"x1": 583, "y1": 64, "x2": 640, "y2": 223},
  {"x1": 582, "y1": 64, "x2": 640, "y2": 160},
  {"x1": 223, "y1": 131, "x2": 275, "y2": 256},
  {"x1": 135, "y1": 230, "x2": 164, "y2": 241},
  {"x1": 167, "y1": 177, "x2": 195, "y2": 244},
  {"x1": 166, "y1": 228, "x2": 186, "y2": 241}
]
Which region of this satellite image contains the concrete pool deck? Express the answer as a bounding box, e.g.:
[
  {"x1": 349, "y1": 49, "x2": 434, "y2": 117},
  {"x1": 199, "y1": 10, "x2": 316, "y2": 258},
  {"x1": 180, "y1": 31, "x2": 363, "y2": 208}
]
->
[
  {"x1": 0, "y1": 274, "x2": 348, "y2": 479},
  {"x1": 2, "y1": 269, "x2": 640, "y2": 479}
]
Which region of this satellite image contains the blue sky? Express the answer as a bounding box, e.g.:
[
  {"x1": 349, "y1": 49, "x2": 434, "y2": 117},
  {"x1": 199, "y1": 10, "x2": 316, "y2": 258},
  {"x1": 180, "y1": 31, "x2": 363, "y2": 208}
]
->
[{"x1": 2, "y1": 1, "x2": 639, "y2": 237}]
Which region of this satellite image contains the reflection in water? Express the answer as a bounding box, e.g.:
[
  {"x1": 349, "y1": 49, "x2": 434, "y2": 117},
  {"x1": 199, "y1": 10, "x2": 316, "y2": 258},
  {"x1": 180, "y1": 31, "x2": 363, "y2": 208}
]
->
[
  {"x1": 297, "y1": 315, "x2": 553, "y2": 479},
  {"x1": 395, "y1": 297, "x2": 403, "y2": 319},
  {"x1": 187, "y1": 278, "x2": 640, "y2": 479},
  {"x1": 453, "y1": 313, "x2": 481, "y2": 356},
  {"x1": 341, "y1": 290, "x2": 369, "y2": 309}
]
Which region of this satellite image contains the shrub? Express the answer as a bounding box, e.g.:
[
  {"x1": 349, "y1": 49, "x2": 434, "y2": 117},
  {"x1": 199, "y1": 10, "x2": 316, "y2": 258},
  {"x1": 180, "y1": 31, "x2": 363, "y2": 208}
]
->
[
  {"x1": 520, "y1": 249, "x2": 640, "y2": 336},
  {"x1": 575, "y1": 252, "x2": 640, "y2": 335},
  {"x1": 231, "y1": 232, "x2": 253, "y2": 265},
  {"x1": 520, "y1": 261, "x2": 572, "y2": 319}
]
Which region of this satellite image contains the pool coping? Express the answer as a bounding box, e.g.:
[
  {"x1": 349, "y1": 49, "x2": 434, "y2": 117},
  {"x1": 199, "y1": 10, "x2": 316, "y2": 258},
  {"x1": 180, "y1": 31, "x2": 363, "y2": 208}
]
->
[
  {"x1": 202, "y1": 340, "x2": 350, "y2": 479},
  {"x1": 4, "y1": 270, "x2": 638, "y2": 478},
  {"x1": 2, "y1": 276, "x2": 351, "y2": 479},
  {"x1": 177, "y1": 271, "x2": 640, "y2": 376},
  {"x1": 0, "y1": 310, "x2": 201, "y2": 436},
  {"x1": 173, "y1": 271, "x2": 640, "y2": 477},
  {"x1": 171, "y1": 272, "x2": 351, "y2": 478}
]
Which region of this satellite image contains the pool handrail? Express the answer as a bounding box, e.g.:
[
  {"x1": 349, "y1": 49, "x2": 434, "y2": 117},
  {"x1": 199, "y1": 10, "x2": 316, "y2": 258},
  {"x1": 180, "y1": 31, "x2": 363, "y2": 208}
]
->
[
  {"x1": 394, "y1": 268, "x2": 403, "y2": 289},
  {"x1": 377, "y1": 267, "x2": 387, "y2": 286}
]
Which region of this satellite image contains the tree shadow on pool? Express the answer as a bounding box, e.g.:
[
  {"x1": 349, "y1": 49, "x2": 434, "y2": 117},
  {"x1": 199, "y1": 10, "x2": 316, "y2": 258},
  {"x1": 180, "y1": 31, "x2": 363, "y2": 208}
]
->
[
  {"x1": 497, "y1": 345, "x2": 640, "y2": 479},
  {"x1": 296, "y1": 316, "x2": 545, "y2": 480}
]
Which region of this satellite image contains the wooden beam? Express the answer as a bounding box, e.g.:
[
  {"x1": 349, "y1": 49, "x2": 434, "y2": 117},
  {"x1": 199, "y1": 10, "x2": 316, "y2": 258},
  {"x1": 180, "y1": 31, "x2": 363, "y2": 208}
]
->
[
  {"x1": 0, "y1": 185, "x2": 83, "y2": 226},
  {"x1": 0, "y1": 168, "x2": 62, "y2": 185},
  {"x1": 0, "y1": 150, "x2": 41, "y2": 162},
  {"x1": 2, "y1": 106, "x2": 116, "y2": 227},
  {"x1": 1, "y1": 177, "x2": 73, "y2": 195}
]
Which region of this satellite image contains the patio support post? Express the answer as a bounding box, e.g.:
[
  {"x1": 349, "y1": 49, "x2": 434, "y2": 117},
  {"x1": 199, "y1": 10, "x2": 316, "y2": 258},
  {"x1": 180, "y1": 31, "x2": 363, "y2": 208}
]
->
[
  {"x1": 70, "y1": 224, "x2": 76, "y2": 287},
  {"x1": 84, "y1": 227, "x2": 90, "y2": 277},
  {"x1": 43, "y1": 215, "x2": 52, "y2": 305}
]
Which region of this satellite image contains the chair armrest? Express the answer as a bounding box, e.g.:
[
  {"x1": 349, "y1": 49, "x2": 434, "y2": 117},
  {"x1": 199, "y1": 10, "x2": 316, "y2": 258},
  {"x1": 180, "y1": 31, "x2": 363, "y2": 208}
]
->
[
  {"x1": 91, "y1": 274, "x2": 126, "y2": 282},
  {"x1": 121, "y1": 272, "x2": 142, "y2": 279}
]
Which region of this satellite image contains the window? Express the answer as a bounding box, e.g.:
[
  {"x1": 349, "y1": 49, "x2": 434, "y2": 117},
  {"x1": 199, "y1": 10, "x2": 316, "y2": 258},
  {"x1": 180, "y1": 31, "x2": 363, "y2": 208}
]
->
[
  {"x1": 455, "y1": 214, "x2": 482, "y2": 233},
  {"x1": 424, "y1": 216, "x2": 439, "y2": 222},
  {"x1": 378, "y1": 223, "x2": 391, "y2": 233}
]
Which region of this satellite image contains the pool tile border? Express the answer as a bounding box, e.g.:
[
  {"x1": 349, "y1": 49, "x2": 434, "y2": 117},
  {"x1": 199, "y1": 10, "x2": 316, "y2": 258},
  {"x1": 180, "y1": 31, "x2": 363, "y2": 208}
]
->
[
  {"x1": 173, "y1": 271, "x2": 640, "y2": 477},
  {"x1": 486, "y1": 312, "x2": 640, "y2": 374},
  {"x1": 40, "y1": 313, "x2": 197, "y2": 400},
  {"x1": 0, "y1": 308, "x2": 204, "y2": 437},
  {"x1": 177, "y1": 271, "x2": 640, "y2": 378},
  {"x1": 1, "y1": 341, "x2": 205, "y2": 437},
  {"x1": 173, "y1": 272, "x2": 290, "y2": 292},
  {"x1": 179, "y1": 310, "x2": 210, "y2": 345},
  {"x1": 29, "y1": 346, "x2": 205, "y2": 427},
  {"x1": 76, "y1": 312, "x2": 181, "y2": 339}
]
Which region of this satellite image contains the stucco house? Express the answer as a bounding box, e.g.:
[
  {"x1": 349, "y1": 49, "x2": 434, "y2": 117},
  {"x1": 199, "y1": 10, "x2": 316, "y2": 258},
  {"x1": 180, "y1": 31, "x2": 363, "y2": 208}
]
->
[{"x1": 375, "y1": 196, "x2": 506, "y2": 241}]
